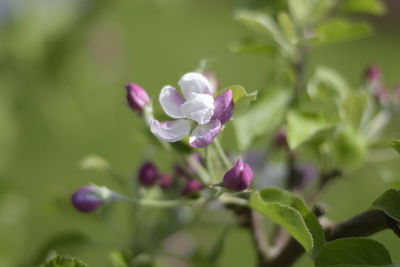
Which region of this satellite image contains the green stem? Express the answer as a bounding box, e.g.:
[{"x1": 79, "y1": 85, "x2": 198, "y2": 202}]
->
[{"x1": 214, "y1": 138, "x2": 231, "y2": 169}]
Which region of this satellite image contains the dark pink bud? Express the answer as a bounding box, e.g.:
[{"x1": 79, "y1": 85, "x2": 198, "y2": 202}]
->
[
  {"x1": 160, "y1": 174, "x2": 173, "y2": 189},
  {"x1": 274, "y1": 128, "x2": 288, "y2": 148},
  {"x1": 71, "y1": 185, "x2": 110, "y2": 213},
  {"x1": 365, "y1": 64, "x2": 381, "y2": 83},
  {"x1": 138, "y1": 162, "x2": 159, "y2": 187},
  {"x1": 223, "y1": 159, "x2": 253, "y2": 192},
  {"x1": 181, "y1": 179, "x2": 202, "y2": 196},
  {"x1": 125, "y1": 83, "x2": 150, "y2": 113}
]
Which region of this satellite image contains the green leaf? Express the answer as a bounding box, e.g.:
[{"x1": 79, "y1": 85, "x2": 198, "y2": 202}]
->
[
  {"x1": 329, "y1": 126, "x2": 367, "y2": 169},
  {"x1": 277, "y1": 12, "x2": 297, "y2": 43},
  {"x1": 340, "y1": 91, "x2": 369, "y2": 129},
  {"x1": 234, "y1": 10, "x2": 291, "y2": 53},
  {"x1": 288, "y1": 0, "x2": 333, "y2": 26},
  {"x1": 315, "y1": 19, "x2": 372, "y2": 45},
  {"x1": 315, "y1": 238, "x2": 394, "y2": 267},
  {"x1": 41, "y1": 255, "x2": 89, "y2": 267},
  {"x1": 389, "y1": 140, "x2": 400, "y2": 154},
  {"x1": 109, "y1": 250, "x2": 130, "y2": 267},
  {"x1": 217, "y1": 85, "x2": 257, "y2": 115},
  {"x1": 250, "y1": 188, "x2": 325, "y2": 257},
  {"x1": 286, "y1": 111, "x2": 332, "y2": 150},
  {"x1": 234, "y1": 89, "x2": 290, "y2": 151},
  {"x1": 308, "y1": 66, "x2": 349, "y2": 101},
  {"x1": 340, "y1": 0, "x2": 386, "y2": 15},
  {"x1": 372, "y1": 189, "x2": 400, "y2": 222}
]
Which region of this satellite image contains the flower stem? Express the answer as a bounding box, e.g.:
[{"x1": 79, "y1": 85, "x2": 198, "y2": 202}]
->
[{"x1": 213, "y1": 138, "x2": 231, "y2": 169}]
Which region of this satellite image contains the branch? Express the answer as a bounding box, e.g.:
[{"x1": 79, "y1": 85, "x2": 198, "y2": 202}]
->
[
  {"x1": 226, "y1": 204, "x2": 269, "y2": 266},
  {"x1": 267, "y1": 210, "x2": 393, "y2": 267}
]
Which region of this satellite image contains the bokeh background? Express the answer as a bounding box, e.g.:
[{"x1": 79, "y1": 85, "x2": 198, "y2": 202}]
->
[{"x1": 0, "y1": 0, "x2": 399, "y2": 266}]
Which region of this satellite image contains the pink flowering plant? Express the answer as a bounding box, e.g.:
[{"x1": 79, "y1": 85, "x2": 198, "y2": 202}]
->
[{"x1": 58, "y1": 1, "x2": 400, "y2": 267}]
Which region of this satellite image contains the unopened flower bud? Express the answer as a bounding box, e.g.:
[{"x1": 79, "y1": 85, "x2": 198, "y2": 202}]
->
[
  {"x1": 274, "y1": 128, "x2": 288, "y2": 148},
  {"x1": 71, "y1": 185, "x2": 112, "y2": 213},
  {"x1": 182, "y1": 179, "x2": 202, "y2": 196},
  {"x1": 223, "y1": 159, "x2": 253, "y2": 192},
  {"x1": 365, "y1": 64, "x2": 381, "y2": 83},
  {"x1": 138, "y1": 162, "x2": 159, "y2": 187},
  {"x1": 125, "y1": 83, "x2": 150, "y2": 113},
  {"x1": 160, "y1": 174, "x2": 173, "y2": 189}
]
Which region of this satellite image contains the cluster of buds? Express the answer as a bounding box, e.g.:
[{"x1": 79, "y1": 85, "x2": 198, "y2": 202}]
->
[{"x1": 364, "y1": 64, "x2": 400, "y2": 105}]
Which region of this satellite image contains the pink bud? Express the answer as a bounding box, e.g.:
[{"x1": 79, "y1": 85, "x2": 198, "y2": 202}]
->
[
  {"x1": 181, "y1": 179, "x2": 202, "y2": 196},
  {"x1": 138, "y1": 162, "x2": 159, "y2": 187},
  {"x1": 160, "y1": 174, "x2": 173, "y2": 189},
  {"x1": 365, "y1": 64, "x2": 381, "y2": 83},
  {"x1": 223, "y1": 159, "x2": 253, "y2": 192},
  {"x1": 71, "y1": 185, "x2": 110, "y2": 213},
  {"x1": 125, "y1": 83, "x2": 150, "y2": 113}
]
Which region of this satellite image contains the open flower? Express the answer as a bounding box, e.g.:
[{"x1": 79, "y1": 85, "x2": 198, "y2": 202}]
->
[{"x1": 150, "y1": 72, "x2": 234, "y2": 148}]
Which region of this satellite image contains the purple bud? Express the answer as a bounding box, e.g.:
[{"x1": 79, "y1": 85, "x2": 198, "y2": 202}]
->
[
  {"x1": 125, "y1": 83, "x2": 150, "y2": 113},
  {"x1": 223, "y1": 159, "x2": 253, "y2": 192},
  {"x1": 365, "y1": 64, "x2": 381, "y2": 83},
  {"x1": 71, "y1": 185, "x2": 110, "y2": 213},
  {"x1": 181, "y1": 179, "x2": 202, "y2": 196},
  {"x1": 160, "y1": 174, "x2": 173, "y2": 189},
  {"x1": 138, "y1": 162, "x2": 159, "y2": 187},
  {"x1": 274, "y1": 128, "x2": 288, "y2": 148}
]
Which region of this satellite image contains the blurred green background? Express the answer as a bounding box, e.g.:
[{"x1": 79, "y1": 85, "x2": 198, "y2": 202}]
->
[{"x1": 0, "y1": 0, "x2": 399, "y2": 266}]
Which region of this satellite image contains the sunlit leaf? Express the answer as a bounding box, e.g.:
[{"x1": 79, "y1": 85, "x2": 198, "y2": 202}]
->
[
  {"x1": 389, "y1": 140, "x2": 400, "y2": 154},
  {"x1": 250, "y1": 188, "x2": 325, "y2": 257}
]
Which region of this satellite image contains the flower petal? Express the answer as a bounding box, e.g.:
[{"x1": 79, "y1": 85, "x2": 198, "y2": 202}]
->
[
  {"x1": 212, "y1": 89, "x2": 234, "y2": 124},
  {"x1": 159, "y1": 86, "x2": 185, "y2": 118},
  {"x1": 150, "y1": 119, "x2": 191, "y2": 143},
  {"x1": 179, "y1": 72, "x2": 213, "y2": 98},
  {"x1": 189, "y1": 120, "x2": 221, "y2": 148},
  {"x1": 181, "y1": 93, "x2": 214, "y2": 125}
]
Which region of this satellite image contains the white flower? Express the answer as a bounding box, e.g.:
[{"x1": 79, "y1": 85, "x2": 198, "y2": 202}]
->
[{"x1": 150, "y1": 72, "x2": 233, "y2": 148}]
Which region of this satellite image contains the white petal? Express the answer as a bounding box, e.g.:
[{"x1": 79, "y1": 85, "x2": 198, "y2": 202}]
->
[
  {"x1": 189, "y1": 120, "x2": 221, "y2": 148},
  {"x1": 180, "y1": 93, "x2": 214, "y2": 125},
  {"x1": 159, "y1": 86, "x2": 185, "y2": 118},
  {"x1": 178, "y1": 72, "x2": 213, "y2": 99},
  {"x1": 150, "y1": 119, "x2": 191, "y2": 143}
]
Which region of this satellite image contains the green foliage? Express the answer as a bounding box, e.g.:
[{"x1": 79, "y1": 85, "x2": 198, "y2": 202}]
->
[
  {"x1": 41, "y1": 255, "x2": 89, "y2": 267},
  {"x1": 315, "y1": 238, "x2": 397, "y2": 267},
  {"x1": 389, "y1": 139, "x2": 400, "y2": 154},
  {"x1": 315, "y1": 19, "x2": 372, "y2": 45},
  {"x1": 372, "y1": 189, "x2": 400, "y2": 221},
  {"x1": 230, "y1": 39, "x2": 278, "y2": 56},
  {"x1": 234, "y1": 89, "x2": 290, "y2": 151},
  {"x1": 286, "y1": 110, "x2": 333, "y2": 150},
  {"x1": 250, "y1": 188, "x2": 325, "y2": 257},
  {"x1": 288, "y1": 0, "x2": 333, "y2": 26},
  {"x1": 340, "y1": 0, "x2": 386, "y2": 15}
]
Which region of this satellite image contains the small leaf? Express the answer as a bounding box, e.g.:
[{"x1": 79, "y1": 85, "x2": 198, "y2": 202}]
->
[
  {"x1": 389, "y1": 140, "x2": 400, "y2": 154},
  {"x1": 315, "y1": 19, "x2": 372, "y2": 45},
  {"x1": 234, "y1": 89, "x2": 290, "y2": 151},
  {"x1": 372, "y1": 189, "x2": 400, "y2": 222},
  {"x1": 234, "y1": 10, "x2": 291, "y2": 53},
  {"x1": 288, "y1": 0, "x2": 333, "y2": 26},
  {"x1": 278, "y1": 12, "x2": 297, "y2": 43},
  {"x1": 41, "y1": 255, "x2": 89, "y2": 267},
  {"x1": 315, "y1": 238, "x2": 394, "y2": 267},
  {"x1": 250, "y1": 188, "x2": 325, "y2": 257},
  {"x1": 340, "y1": 0, "x2": 386, "y2": 15}
]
